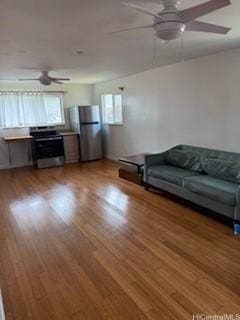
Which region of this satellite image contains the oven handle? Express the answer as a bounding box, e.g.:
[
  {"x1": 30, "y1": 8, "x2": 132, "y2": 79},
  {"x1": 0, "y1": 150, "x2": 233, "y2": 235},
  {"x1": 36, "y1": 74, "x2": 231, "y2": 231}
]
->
[{"x1": 35, "y1": 137, "x2": 63, "y2": 142}]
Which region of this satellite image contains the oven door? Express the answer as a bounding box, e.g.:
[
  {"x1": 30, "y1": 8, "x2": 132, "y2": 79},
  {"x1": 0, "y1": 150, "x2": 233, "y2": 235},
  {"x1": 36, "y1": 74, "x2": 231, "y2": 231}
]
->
[{"x1": 34, "y1": 136, "x2": 65, "y2": 168}]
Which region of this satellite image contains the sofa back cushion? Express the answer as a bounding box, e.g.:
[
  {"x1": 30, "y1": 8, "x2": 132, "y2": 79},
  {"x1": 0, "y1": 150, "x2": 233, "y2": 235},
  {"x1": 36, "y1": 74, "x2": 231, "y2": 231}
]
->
[
  {"x1": 172, "y1": 145, "x2": 240, "y2": 163},
  {"x1": 201, "y1": 158, "x2": 240, "y2": 183},
  {"x1": 164, "y1": 149, "x2": 203, "y2": 172}
]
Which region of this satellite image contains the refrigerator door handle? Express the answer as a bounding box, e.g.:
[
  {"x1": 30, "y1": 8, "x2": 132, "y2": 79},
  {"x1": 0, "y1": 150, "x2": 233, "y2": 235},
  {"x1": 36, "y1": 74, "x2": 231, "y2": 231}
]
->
[{"x1": 81, "y1": 121, "x2": 100, "y2": 125}]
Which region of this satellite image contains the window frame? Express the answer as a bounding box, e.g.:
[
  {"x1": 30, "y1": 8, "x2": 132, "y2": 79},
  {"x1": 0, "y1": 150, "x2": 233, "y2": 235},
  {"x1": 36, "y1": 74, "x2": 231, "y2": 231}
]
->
[{"x1": 101, "y1": 93, "x2": 123, "y2": 126}]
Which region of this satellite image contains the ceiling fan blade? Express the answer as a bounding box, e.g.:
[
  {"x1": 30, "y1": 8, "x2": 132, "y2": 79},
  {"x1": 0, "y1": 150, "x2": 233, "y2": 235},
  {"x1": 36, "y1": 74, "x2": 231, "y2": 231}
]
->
[
  {"x1": 51, "y1": 79, "x2": 63, "y2": 84},
  {"x1": 110, "y1": 24, "x2": 154, "y2": 34},
  {"x1": 178, "y1": 0, "x2": 231, "y2": 23},
  {"x1": 18, "y1": 78, "x2": 40, "y2": 81},
  {"x1": 186, "y1": 20, "x2": 231, "y2": 34},
  {"x1": 51, "y1": 78, "x2": 70, "y2": 81},
  {"x1": 122, "y1": 2, "x2": 166, "y2": 21}
]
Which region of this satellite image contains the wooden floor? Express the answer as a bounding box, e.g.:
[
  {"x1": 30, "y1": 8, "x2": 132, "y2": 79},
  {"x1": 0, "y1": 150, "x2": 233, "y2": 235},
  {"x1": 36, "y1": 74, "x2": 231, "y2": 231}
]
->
[{"x1": 0, "y1": 160, "x2": 240, "y2": 320}]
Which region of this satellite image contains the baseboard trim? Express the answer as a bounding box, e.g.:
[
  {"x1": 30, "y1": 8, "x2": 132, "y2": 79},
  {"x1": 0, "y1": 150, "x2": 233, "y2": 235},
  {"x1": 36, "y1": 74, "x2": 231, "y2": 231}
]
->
[
  {"x1": 104, "y1": 155, "x2": 118, "y2": 162},
  {"x1": 0, "y1": 163, "x2": 33, "y2": 171}
]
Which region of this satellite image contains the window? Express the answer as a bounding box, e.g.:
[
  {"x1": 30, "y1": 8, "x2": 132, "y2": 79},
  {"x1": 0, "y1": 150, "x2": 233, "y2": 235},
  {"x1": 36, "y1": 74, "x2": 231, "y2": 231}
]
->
[
  {"x1": 0, "y1": 92, "x2": 65, "y2": 128},
  {"x1": 102, "y1": 94, "x2": 123, "y2": 125},
  {"x1": 44, "y1": 95, "x2": 64, "y2": 125}
]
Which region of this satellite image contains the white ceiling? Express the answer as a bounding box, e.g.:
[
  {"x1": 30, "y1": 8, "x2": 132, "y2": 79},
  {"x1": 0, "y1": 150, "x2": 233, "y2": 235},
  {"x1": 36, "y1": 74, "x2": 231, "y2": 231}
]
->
[{"x1": 0, "y1": 0, "x2": 239, "y2": 84}]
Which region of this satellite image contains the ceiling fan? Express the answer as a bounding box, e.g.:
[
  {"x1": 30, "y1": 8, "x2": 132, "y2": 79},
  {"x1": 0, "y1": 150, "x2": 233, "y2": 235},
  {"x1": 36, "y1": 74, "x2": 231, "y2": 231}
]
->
[
  {"x1": 112, "y1": 0, "x2": 231, "y2": 41},
  {"x1": 19, "y1": 71, "x2": 71, "y2": 86}
]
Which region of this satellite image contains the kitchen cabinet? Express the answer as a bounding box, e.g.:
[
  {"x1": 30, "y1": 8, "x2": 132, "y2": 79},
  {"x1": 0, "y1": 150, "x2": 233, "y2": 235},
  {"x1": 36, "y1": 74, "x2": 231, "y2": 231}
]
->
[{"x1": 63, "y1": 133, "x2": 80, "y2": 163}]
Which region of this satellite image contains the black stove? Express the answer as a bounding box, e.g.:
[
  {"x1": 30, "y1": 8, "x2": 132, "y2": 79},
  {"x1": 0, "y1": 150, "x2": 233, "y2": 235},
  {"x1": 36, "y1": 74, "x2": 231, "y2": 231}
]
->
[{"x1": 30, "y1": 127, "x2": 65, "y2": 169}]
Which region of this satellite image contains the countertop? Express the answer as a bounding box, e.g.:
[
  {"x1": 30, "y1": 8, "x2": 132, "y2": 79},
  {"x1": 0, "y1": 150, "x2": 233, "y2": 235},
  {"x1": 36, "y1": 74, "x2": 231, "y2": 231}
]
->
[
  {"x1": 3, "y1": 132, "x2": 79, "y2": 141},
  {"x1": 3, "y1": 136, "x2": 33, "y2": 142}
]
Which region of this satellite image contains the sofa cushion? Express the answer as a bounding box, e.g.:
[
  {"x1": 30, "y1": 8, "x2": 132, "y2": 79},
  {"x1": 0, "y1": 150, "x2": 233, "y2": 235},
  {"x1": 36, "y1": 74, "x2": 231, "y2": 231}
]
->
[
  {"x1": 164, "y1": 149, "x2": 203, "y2": 172},
  {"x1": 183, "y1": 175, "x2": 238, "y2": 206},
  {"x1": 201, "y1": 158, "x2": 240, "y2": 183},
  {"x1": 175, "y1": 145, "x2": 240, "y2": 164},
  {"x1": 147, "y1": 165, "x2": 201, "y2": 186}
]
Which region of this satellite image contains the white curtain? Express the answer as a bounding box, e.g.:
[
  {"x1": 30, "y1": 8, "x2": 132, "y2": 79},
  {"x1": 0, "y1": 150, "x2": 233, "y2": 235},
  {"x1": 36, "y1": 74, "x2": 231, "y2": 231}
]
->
[{"x1": 0, "y1": 93, "x2": 64, "y2": 128}]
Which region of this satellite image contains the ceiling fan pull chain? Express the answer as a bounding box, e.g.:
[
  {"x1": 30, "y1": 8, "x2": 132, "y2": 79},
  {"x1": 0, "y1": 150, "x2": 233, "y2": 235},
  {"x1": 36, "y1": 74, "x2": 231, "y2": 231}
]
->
[{"x1": 153, "y1": 34, "x2": 157, "y2": 63}]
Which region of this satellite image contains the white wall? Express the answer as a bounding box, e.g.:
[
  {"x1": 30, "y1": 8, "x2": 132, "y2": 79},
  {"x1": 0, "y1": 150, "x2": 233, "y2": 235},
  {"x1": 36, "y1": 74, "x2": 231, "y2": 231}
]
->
[
  {"x1": 94, "y1": 47, "x2": 240, "y2": 160},
  {"x1": 0, "y1": 83, "x2": 93, "y2": 169}
]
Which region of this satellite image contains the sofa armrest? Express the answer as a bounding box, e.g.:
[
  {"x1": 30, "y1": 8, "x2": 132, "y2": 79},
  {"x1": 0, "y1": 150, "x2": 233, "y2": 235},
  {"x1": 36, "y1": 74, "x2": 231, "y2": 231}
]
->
[{"x1": 144, "y1": 153, "x2": 165, "y2": 182}]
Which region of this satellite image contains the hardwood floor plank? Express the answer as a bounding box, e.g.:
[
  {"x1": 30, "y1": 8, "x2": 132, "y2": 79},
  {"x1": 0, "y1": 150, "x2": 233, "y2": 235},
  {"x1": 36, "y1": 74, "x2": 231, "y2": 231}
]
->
[
  {"x1": 94, "y1": 250, "x2": 152, "y2": 313},
  {"x1": 0, "y1": 160, "x2": 239, "y2": 319}
]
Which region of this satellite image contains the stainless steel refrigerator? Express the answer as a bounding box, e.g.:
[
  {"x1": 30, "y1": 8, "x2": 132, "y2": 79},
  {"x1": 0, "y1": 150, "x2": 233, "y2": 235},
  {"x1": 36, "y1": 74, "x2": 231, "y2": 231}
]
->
[{"x1": 69, "y1": 105, "x2": 102, "y2": 161}]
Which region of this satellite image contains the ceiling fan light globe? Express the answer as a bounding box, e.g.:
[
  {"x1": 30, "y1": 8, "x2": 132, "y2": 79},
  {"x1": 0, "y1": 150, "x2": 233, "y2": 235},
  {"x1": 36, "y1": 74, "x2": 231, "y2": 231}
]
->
[
  {"x1": 156, "y1": 30, "x2": 182, "y2": 40},
  {"x1": 155, "y1": 21, "x2": 185, "y2": 40},
  {"x1": 181, "y1": 24, "x2": 186, "y2": 32}
]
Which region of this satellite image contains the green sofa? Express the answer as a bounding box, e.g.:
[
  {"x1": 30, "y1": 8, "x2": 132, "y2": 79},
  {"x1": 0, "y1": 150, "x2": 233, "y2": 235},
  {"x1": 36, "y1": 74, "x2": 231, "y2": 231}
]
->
[{"x1": 144, "y1": 145, "x2": 240, "y2": 222}]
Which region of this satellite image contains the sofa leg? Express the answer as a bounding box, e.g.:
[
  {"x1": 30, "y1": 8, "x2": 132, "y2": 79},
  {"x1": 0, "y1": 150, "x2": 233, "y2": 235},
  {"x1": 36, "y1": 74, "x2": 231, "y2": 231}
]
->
[
  {"x1": 144, "y1": 185, "x2": 150, "y2": 191},
  {"x1": 234, "y1": 223, "x2": 240, "y2": 235}
]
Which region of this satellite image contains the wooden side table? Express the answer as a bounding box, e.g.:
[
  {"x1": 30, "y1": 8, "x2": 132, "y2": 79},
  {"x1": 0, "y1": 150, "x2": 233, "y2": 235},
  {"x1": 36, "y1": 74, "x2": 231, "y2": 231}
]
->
[{"x1": 118, "y1": 153, "x2": 149, "y2": 185}]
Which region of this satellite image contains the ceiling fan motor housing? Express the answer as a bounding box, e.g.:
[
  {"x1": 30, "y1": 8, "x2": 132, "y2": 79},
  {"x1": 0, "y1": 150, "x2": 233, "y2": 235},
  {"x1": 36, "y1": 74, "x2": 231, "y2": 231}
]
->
[
  {"x1": 40, "y1": 75, "x2": 51, "y2": 86},
  {"x1": 161, "y1": 0, "x2": 180, "y2": 9},
  {"x1": 154, "y1": 12, "x2": 185, "y2": 40}
]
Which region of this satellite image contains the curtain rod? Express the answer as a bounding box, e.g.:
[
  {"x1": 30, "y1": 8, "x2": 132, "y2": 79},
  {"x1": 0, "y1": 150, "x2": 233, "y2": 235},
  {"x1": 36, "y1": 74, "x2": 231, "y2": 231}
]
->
[{"x1": 0, "y1": 90, "x2": 68, "y2": 94}]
